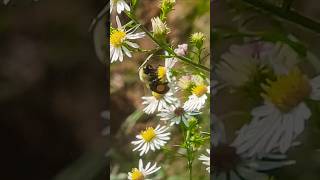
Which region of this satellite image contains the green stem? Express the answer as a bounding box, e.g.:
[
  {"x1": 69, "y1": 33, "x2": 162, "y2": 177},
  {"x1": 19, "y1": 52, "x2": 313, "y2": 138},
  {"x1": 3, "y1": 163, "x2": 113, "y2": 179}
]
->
[
  {"x1": 241, "y1": 0, "x2": 320, "y2": 34},
  {"x1": 185, "y1": 129, "x2": 193, "y2": 180},
  {"x1": 197, "y1": 48, "x2": 202, "y2": 64},
  {"x1": 126, "y1": 13, "x2": 210, "y2": 72}
]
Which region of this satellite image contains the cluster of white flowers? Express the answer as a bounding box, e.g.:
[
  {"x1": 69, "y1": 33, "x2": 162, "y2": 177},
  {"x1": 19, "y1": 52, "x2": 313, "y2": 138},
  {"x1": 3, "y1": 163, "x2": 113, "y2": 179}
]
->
[
  {"x1": 214, "y1": 40, "x2": 320, "y2": 178},
  {"x1": 110, "y1": 0, "x2": 211, "y2": 178}
]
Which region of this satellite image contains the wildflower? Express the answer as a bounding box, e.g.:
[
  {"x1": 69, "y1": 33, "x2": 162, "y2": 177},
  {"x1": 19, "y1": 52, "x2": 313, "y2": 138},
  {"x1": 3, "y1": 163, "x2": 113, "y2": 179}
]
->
[
  {"x1": 132, "y1": 125, "x2": 170, "y2": 156},
  {"x1": 160, "y1": 0, "x2": 175, "y2": 9},
  {"x1": 216, "y1": 42, "x2": 299, "y2": 88},
  {"x1": 157, "y1": 100, "x2": 200, "y2": 126},
  {"x1": 177, "y1": 75, "x2": 194, "y2": 90},
  {"x1": 213, "y1": 116, "x2": 295, "y2": 179},
  {"x1": 110, "y1": 0, "x2": 130, "y2": 14},
  {"x1": 141, "y1": 91, "x2": 178, "y2": 114},
  {"x1": 232, "y1": 68, "x2": 320, "y2": 157},
  {"x1": 174, "y1": 44, "x2": 188, "y2": 56},
  {"x1": 183, "y1": 76, "x2": 209, "y2": 111},
  {"x1": 199, "y1": 149, "x2": 210, "y2": 173},
  {"x1": 157, "y1": 51, "x2": 177, "y2": 82},
  {"x1": 151, "y1": 17, "x2": 170, "y2": 38},
  {"x1": 110, "y1": 16, "x2": 145, "y2": 63},
  {"x1": 190, "y1": 32, "x2": 205, "y2": 48},
  {"x1": 216, "y1": 47, "x2": 267, "y2": 88},
  {"x1": 128, "y1": 159, "x2": 161, "y2": 180},
  {"x1": 214, "y1": 144, "x2": 295, "y2": 179}
]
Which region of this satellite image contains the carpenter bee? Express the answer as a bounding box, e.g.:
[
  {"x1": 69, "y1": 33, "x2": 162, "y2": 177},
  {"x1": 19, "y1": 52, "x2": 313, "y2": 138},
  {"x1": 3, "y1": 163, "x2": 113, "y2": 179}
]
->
[{"x1": 139, "y1": 64, "x2": 170, "y2": 94}]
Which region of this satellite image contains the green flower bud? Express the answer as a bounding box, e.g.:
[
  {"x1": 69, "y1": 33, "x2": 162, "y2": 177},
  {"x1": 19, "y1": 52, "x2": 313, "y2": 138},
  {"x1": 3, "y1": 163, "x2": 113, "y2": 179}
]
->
[
  {"x1": 151, "y1": 17, "x2": 170, "y2": 39},
  {"x1": 160, "y1": 0, "x2": 175, "y2": 10},
  {"x1": 190, "y1": 32, "x2": 205, "y2": 49}
]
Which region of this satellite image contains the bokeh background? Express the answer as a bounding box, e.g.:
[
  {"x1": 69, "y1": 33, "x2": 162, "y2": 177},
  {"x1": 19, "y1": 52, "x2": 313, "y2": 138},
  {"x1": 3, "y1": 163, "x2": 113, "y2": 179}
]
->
[{"x1": 0, "y1": 1, "x2": 108, "y2": 180}]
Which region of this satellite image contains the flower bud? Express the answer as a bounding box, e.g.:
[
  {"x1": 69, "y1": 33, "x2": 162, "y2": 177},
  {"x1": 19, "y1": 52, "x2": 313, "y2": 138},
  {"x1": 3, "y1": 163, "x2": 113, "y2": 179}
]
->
[
  {"x1": 160, "y1": 0, "x2": 175, "y2": 10},
  {"x1": 151, "y1": 17, "x2": 170, "y2": 39},
  {"x1": 174, "y1": 44, "x2": 188, "y2": 56},
  {"x1": 190, "y1": 32, "x2": 205, "y2": 48}
]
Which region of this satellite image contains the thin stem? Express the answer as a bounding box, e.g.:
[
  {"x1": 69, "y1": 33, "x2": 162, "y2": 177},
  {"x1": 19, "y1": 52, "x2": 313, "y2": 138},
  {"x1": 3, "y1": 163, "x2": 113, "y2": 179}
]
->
[
  {"x1": 241, "y1": 0, "x2": 320, "y2": 34},
  {"x1": 126, "y1": 13, "x2": 210, "y2": 72},
  {"x1": 197, "y1": 47, "x2": 202, "y2": 64},
  {"x1": 185, "y1": 129, "x2": 193, "y2": 180}
]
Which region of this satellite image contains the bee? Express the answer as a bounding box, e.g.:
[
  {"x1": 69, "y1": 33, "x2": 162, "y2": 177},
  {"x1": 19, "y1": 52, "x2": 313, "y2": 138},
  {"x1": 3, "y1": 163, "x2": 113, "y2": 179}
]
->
[{"x1": 139, "y1": 64, "x2": 170, "y2": 94}]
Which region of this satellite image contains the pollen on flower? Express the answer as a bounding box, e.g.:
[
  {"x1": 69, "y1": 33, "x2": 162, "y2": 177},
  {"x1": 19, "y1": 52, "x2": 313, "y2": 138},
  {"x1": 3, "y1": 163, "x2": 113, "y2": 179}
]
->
[
  {"x1": 152, "y1": 91, "x2": 164, "y2": 100},
  {"x1": 131, "y1": 168, "x2": 144, "y2": 180},
  {"x1": 192, "y1": 85, "x2": 208, "y2": 97},
  {"x1": 110, "y1": 30, "x2": 126, "y2": 47},
  {"x1": 141, "y1": 127, "x2": 156, "y2": 142},
  {"x1": 157, "y1": 66, "x2": 167, "y2": 81},
  {"x1": 262, "y1": 68, "x2": 311, "y2": 112}
]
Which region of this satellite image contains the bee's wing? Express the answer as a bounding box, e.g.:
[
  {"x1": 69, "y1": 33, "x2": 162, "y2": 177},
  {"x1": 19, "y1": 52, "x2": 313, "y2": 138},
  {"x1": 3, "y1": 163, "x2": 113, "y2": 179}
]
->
[{"x1": 138, "y1": 54, "x2": 154, "y2": 72}]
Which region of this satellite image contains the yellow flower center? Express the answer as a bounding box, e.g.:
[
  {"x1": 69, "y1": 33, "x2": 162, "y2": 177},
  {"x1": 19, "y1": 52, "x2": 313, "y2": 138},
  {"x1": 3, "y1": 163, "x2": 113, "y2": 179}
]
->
[
  {"x1": 192, "y1": 85, "x2": 208, "y2": 97},
  {"x1": 262, "y1": 68, "x2": 311, "y2": 112},
  {"x1": 131, "y1": 168, "x2": 144, "y2": 180},
  {"x1": 110, "y1": 30, "x2": 126, "y2": 47},
  {"x1": 157, "y1": 66, "x2": 167, "y2": 81},
  {"x1": 152, "y1": 91, "x2": 164, "y2": 100},
  {"x1": 141, "y1": 127, "x2": 156, "y2": 142}
]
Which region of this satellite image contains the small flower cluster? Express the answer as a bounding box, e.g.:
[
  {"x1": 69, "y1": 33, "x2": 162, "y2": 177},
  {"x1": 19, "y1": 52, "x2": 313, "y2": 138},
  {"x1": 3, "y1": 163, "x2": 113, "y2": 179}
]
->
[{"x1": 110, "y1": 0, "x2": 210, "y2": 179}]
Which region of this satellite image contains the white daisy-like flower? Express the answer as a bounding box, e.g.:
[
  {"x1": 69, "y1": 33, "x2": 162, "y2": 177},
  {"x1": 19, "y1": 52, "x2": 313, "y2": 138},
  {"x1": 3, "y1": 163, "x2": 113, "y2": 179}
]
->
[
  {"x1": 157, "y1": 101, "x2": 200, "y2": 126},
  {"x1": 128, "y1": 159, "x2": 161, "y2": 180},
  {"x1": 199, "y1": 149, "x2": 210, "y2": 173},
  {"x1": 177, "y1": 75, "x2": 193, "y2": 90},
  {"x1": 232, "y1": 68, "x2": 320, "y2": 157},
  {"x1": 183, "y1": 82, "x2": 210, "y2": 111},
  {"x1": 110, "y1": 16, "x2": 145, "y2": 63},
  {"x1": 110, "y1": 0, "x2": 130, "y2": 14},
  {"x1": 141, "y1": 91, "x2": 178, "y2": 114},
  {"x1": 131, "y1": 125, "x2": 170, "y2": 156},
  {"x1": 216, "y1": 41, "x2": 299, "y2": 88},
  {"x1": 213, "y1": 116, "x2": 296, "y2": 180}
]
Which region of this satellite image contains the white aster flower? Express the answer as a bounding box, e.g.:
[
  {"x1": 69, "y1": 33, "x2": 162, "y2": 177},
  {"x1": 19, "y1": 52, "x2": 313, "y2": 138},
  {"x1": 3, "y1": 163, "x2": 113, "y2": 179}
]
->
[
  {"x1": 183, "y1": 83, "x2": 209, "y2": 111},
  {"x1": 213, "y1": 117, "x2": 296, "y2": 180},
  {"x1": 214, "y1": 147, "x2": 296, "y2": 180},
  {"x1": 128, "y1": 159, "x2": 161, "y2": 180},
  {"x1": 157, "y1": 101, "x2": 200, "y2": 126},
  {"x1": 232, "y1": 68, "x2": 320, "y2": 157},
  {"x1": 110, "y1": 0, "x2": 130, "y2": 14},
  {"x1": 216, "y1": 41, "x2": 299, "y2": 88},
  {"x1": 199, "y1": 149, "x2": 210, "y2": 173},
  {"x1": 131, "y1": 125, "x2": 170, "y2": 156},
  {"x1": 142, "y1": 91, "x2": 178, "y2": 114},
  {"x1": 177, "y1": 75, "x2": 193, "y2": 90},
  {"x1": 110, "y1": 16, "x2": 145, "y2": 63}
]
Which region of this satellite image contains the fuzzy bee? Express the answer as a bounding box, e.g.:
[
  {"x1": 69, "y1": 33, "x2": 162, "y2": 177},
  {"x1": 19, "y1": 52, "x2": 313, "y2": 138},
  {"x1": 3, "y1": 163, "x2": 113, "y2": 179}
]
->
[{"x1": 139, "y1": 64, "x2": 170, "y2": 94}]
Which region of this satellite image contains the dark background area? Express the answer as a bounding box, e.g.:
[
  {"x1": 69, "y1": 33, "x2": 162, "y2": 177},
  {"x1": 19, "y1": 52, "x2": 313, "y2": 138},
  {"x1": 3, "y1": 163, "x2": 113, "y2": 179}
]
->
[{"x1": 0, "y1": 1, "x2": 107, "y2": 180}]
